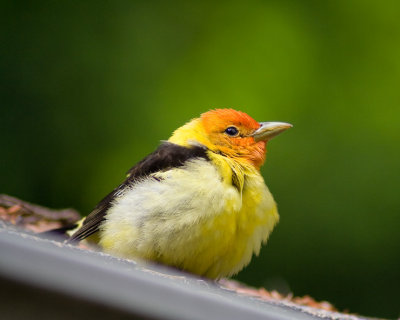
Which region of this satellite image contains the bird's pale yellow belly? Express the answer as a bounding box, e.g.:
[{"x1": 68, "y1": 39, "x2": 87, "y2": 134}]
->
[{"x1": 99, "y1": 158, "x2": 278, "y2": 278}]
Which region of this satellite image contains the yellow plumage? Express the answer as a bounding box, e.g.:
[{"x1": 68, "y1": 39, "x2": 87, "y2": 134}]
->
[{"x1": 71, "y1": 109, "x2": 291, "y2": 279}]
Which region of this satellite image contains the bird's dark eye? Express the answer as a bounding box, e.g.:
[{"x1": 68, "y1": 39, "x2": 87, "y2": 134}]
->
[{"x1": 225, "y1": 126, "x2": 239, "y2": 136}]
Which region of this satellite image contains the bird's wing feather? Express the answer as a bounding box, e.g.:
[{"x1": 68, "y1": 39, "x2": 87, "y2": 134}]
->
[{"x1": 68, "y1": 142, "x2": 209, "y2": 242}]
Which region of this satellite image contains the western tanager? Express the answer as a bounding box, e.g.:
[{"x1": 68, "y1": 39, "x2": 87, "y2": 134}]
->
[{"x1": 69, "y1": 109, "x2": 292, "y2": 279}]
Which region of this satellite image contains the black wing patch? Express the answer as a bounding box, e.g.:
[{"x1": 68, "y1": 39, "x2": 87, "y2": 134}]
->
[{"x1": 68, "y1": 142, "x2": 209, "y2": 243}]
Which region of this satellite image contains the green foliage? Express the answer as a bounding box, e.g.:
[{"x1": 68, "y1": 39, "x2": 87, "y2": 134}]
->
[{"x1": 1, "y1": 1, "x2": 399, "y2": 317}]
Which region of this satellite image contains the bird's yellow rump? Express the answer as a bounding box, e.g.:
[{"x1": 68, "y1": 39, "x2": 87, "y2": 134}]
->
[{"x1": 69, "y1": 109, "x2": 292, "y2": 279}]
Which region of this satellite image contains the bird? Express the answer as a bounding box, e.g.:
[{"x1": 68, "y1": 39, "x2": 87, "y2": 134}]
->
[{"x1": 68, "y1": 109, "x2": 292, "y2": 279}]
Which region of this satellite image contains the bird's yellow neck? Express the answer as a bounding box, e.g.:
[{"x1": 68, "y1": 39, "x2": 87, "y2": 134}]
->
[
  {"x1": 168, "y1": 118, "x2": 258, "y2": 192},
  {"x1": 168, "y1": 118, "x2": 212, "y2": 149}
]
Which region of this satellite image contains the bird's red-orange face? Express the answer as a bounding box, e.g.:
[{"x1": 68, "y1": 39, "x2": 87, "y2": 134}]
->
[{"x1": 201, "y1": 109, "x2": 267, "y2": 168}]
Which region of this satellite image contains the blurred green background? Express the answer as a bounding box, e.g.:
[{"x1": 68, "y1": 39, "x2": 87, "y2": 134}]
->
[{"x1": 1, "y1": 1, "x2": 399, "y2": 318}]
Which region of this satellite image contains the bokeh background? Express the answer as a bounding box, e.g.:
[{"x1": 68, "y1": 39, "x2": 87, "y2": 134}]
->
[{"x1": 2, "y1": 1, "x2": 399, "y2": 318}]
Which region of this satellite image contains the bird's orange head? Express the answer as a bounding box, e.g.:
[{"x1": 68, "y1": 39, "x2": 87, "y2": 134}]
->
[
  {"x1": 201, "y1": 109, "x2": 266, "y2": 168},
  {"x1": 169, "y1": 108, "x2": 292, "y2": 169}
]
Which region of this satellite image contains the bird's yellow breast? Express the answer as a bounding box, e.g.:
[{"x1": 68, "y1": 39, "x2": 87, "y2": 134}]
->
[{"x1": 98, "y1": 154, "x2": 278, "y2": 279}]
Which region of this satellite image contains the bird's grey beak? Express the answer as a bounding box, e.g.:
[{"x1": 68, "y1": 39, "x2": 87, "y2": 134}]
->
[{"x1": 252, "y1": 122, "x2": 293, "y2": 142}]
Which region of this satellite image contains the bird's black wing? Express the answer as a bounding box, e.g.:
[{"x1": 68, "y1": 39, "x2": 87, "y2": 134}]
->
[{"x1": 68, "y1": 142, "x2": 209, "y2": 243}]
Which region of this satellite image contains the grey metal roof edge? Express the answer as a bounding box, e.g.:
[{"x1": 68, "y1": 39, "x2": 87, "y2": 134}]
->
[{"x1": 0, "y1": 226, "x2": 370, "y2": 320}]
